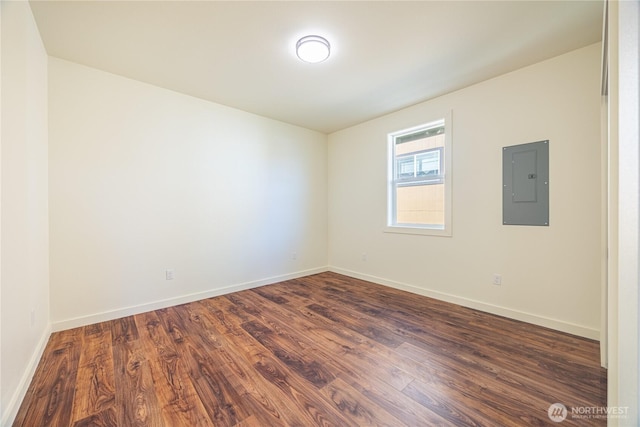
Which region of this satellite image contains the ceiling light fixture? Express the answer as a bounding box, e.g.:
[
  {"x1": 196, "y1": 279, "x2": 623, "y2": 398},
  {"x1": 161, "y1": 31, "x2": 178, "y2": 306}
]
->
[{"x1": 296, "y1": 35, "x2": 330, "y2": 63}]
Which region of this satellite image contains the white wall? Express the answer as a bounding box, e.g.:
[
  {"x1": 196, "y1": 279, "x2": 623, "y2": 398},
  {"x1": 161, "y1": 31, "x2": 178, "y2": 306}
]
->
[
  {"x1": 608, "y1": 0, "x2": 640, "y2": 424},
  {"x1": 328, "y1": 43, "x2": 602, "y2": 339},
  {"x1": 1, "y1": 2, "x2": 51, "y2": 424},
  {"x1": 48, "y1": 58, "x2": 328, "y2": 329}
]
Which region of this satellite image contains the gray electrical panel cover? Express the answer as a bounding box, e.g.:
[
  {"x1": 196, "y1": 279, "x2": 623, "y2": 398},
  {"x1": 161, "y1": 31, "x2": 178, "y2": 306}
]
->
[{"x1": 502, "y1": 140, "x2": 549, "y2": 226}]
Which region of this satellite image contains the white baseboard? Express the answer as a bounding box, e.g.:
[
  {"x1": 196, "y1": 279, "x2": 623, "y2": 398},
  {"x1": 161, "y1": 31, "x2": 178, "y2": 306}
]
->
[
  {"x1": 2, "y1": 323, "x2": 52, "y2": 427},
  {"x1": 52, "y1": 266, "x2": 329, "y2": 332},
  {"x1": 329, "y1": 267, "x2": 600, "y2": 340}
]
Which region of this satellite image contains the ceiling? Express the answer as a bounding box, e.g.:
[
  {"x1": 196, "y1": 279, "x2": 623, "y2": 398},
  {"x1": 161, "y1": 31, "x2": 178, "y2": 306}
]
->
[{"x1": 29, "y1": 0, "x2": 603, "y2": 134}]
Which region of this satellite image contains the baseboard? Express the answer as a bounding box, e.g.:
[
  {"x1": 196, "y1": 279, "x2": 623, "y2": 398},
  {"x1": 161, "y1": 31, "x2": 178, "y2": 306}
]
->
[
  {"x1": 2, "y1": 323, "x2": 52, "y2": 427},
  {"x1": 52, "y1": 266, "x2": 329, "y2": 332},
  {"x1": 329, "y1": 266, "x2": 600, "y2": 340}
]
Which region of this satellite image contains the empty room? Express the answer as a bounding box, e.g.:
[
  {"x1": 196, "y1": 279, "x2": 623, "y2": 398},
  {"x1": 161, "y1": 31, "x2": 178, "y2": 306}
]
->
[{"x1": 2, "y1": 0, "x2": 638, "y2": 426}]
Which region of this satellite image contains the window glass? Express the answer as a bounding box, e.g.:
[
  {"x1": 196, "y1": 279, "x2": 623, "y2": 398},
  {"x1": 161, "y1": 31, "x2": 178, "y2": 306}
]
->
[{"x1": 387, "y1": 115, "x2": 451, "y2": 236}]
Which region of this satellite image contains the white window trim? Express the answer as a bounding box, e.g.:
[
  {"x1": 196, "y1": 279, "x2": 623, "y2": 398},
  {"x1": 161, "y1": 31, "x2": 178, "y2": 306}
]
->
[{"x1": 385, "y1": 110, "x2": 452, "y2": 237}]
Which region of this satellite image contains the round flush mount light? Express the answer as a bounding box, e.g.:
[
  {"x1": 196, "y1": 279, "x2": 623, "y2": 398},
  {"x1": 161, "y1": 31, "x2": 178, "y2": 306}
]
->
[{"x1": 296, "y1": 35, "x2": 330, "y2": 63}]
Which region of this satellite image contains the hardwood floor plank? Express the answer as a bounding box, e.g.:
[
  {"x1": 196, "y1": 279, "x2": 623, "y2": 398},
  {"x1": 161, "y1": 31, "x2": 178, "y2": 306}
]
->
[
  {"x1": 306, "y1": 302, "x2": 406, "y2": 348},
  {"x1": 72, "y1": 407, "x2": 118, "y2": 427},
  {"x1": 110, "y1": 316, "x2": 139, "y2": 344},
  {"x1": 396, "y1": 332, "x2": 604, "y2": 410},
  {"x1": 134, "y1": 310, "x2": 212, "y2": 426},
  {"x1": 336, "y1": 370, "x2": 454, "y2": 426},
  {"x1": 297, "y1": 274, "x2": 607, "y2": 405},
  {"x1": 396, "y1": 340, "x2": 604, "y2": 423},
  {"x1": 316, "y1": 272, "x2": 601, "y2": 365},
  {"x1": 227, "y1": 292, "x2": 313, "y2": 354},
  {"x1": 241, "y1": 319, "x2": 335, "y2": 388},
  {"x1": 243, "y1": 283, "x2": 549, "y2": 426},
  {"x1": 231, "y1": 415, "x2": 264, "y2": 427},
  {"x1": 203, "y1": 297, "x2": 358, "y2": 427},
  {"x1": 320, "y1": 377, "x2": 404, "y2": 427},
  {"x1": 13, "y1": 328, "x2": 82, "y2": 427},
  {"x1": 70, "y1": 325, "x2": 116, "y2": 422},
  {"x1": 112, "y1": 338, "x2": 164, "y2": 427},
  {"x1": 251, "y1": 357, "x2": 354, "y2": 427},
  {"x1": 241, "y1": 286, "x2": 416, "y2": 391},
  {"x1": 15, "y1": 272, "x2": 607, "y2": 426},
  {"x1": 402, "y1": 378, "x2": 518, "y2": 427},
  {"x1": 155, "y1": 306, "x2": 251, "y2": 426},
  {"x1": 183, "y1": 300, "x2": 322, "y2": 426},
  {"x1": 400, "y1": 346, "x2": 553, "y2": 426}
]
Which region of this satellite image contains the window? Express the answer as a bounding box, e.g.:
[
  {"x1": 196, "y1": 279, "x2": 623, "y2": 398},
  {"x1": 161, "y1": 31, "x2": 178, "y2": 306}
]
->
[
  {"x1": 396, "y1": 147, "x2": 443, "y2": 183},
  {"x1": 387, "y1": 114, "x2": 452, "y2": 236}
]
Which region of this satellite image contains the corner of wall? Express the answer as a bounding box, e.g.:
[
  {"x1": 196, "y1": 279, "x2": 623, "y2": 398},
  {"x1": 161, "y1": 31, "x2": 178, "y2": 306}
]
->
[{"x1": 0, "y1": 324, "x2": 51, "y2": 427}]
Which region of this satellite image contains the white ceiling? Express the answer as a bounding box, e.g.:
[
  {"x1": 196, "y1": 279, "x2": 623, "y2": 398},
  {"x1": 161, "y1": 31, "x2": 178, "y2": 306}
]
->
[{"x1": 29, "y1": 0, "x2": 603, "y2": 134}]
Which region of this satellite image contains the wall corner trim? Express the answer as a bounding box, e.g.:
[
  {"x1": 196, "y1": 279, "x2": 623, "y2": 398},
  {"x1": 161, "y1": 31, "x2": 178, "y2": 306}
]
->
[{"x1": 2, "y1": 324, "x2": 53, "y2": 427}]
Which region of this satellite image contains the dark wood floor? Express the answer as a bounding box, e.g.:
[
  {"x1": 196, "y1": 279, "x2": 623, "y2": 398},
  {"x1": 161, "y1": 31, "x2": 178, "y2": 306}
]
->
[{"x1": 14, "y1": 272, "x2": 606, "y2": 426}]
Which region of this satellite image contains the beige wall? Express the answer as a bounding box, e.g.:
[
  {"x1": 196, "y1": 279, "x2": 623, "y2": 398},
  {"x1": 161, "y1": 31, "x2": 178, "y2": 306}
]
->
[
  {"x1": 1, "y1": 2, "x2": 51, "y2": 423},
  {"x1": 48, "y1": 58, "x2": 328, "y2": 329},
  {"x1": 328, "y1": 43, "x2": 603, "y2": 338}
]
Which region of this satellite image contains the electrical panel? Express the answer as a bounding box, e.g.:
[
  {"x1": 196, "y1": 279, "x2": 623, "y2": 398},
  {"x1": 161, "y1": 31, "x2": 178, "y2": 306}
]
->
[{"x1": 502, "y1": 140, "x2": 549, "y2": 226}]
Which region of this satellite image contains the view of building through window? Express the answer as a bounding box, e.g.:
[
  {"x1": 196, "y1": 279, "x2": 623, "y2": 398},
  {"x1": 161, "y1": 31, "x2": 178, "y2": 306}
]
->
[{"x1": 390, "y1": 122, "x2": 446, "y2": 228}]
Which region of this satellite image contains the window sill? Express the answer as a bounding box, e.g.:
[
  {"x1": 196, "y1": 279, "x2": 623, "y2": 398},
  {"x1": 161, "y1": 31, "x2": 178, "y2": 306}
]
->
[{"x1": 384, "y1": 225, "x2": 452, "y2": 237}]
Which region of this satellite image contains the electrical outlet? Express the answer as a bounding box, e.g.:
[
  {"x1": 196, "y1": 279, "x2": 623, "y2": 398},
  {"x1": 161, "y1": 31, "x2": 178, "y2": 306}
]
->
[
  {"x1": 361, "y1": 253, "x2": 368, "y2": 261},
  {"x1": 492, "y1": 274, "x2": 502, "y2": 286},
  {"x1": 166, "y1": 269, "x2": 175, "y2": 280},
  {"x1": 30, "y1": 309, "x2": 35, "y2": 327},
  {"x1": 292, "y1": 252, "x2": 298, "y2": 260}
]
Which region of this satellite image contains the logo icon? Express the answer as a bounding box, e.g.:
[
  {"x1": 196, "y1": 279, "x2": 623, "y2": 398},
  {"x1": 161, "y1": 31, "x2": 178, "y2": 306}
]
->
[{"x1": 548, "y1": 403, "x2": 568, "y2": 422}]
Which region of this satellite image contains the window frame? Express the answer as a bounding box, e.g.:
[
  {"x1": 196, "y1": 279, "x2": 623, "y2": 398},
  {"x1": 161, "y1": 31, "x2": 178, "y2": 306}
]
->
[{"x1": 385, "y1": 112, "x2": 452, "y2": 237}]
